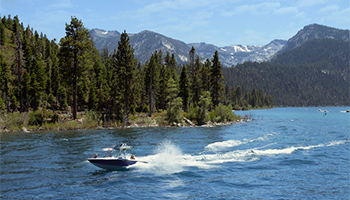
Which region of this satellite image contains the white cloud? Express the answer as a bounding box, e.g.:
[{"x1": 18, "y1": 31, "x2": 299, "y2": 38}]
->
[
  {"x1": 318, "y1": 4, "x2": 340, "y2": 13},
  {"x1": 274, "y1": 7, "x2": 299, "y2": 15},
  {"x1": 318, "y1": 5, "x2": 350, "y2": 28},
  {"x1": 297, "y1": 0, "x2": 328, "y2": 7},
  {"x1": 46, "y1": 0, "x2": 73, "y2": 9}
]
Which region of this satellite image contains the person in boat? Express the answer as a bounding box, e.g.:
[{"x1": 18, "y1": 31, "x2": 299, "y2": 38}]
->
[
  {"x1": 93, "y1": 153, "x2": 98, "y2": 158},
  {"x1": 130, "y1": 154, "x2": 135, "y2": 159}
]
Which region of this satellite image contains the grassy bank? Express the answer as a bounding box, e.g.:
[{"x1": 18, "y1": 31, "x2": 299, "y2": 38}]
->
[{"x1": 0, "y1": 108, "x2": 245, "y2": 133}]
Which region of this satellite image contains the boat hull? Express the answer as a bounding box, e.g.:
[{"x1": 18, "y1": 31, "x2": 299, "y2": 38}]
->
[{"x1": 88, "y1": 158, "x2": 137, "y2": 170}]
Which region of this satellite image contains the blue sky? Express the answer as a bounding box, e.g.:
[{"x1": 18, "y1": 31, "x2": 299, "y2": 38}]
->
[{"x1": 1, "y1": 0, "x2": 349, "y2": 46}]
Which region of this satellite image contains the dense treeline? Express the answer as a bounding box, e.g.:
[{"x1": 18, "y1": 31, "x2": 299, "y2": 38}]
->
[
  {"x1": 0, "y1": 15, "x2": 271, "y2": 127},
  {"x1": 223, "y1": 39, "x2": 350, "y2": 106}
]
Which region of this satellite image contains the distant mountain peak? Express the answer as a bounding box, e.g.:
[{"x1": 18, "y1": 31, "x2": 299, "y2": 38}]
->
[
  {"x1": 90, "y1": 23, "x2": 348, "y2": 66},
  {"x1": 278, "y1": 24, "x2": 350, "y2": 53}
]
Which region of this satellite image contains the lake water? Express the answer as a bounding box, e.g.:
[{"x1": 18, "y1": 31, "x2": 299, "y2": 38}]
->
[{"x1": 1, "y1": 107, "x2": 349, "y2": 199}]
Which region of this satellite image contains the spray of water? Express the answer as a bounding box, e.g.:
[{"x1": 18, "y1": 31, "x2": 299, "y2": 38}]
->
[
  {"x1": 134, "y1": 140, "x2": 185, "y2": 174},
  {"x1": 133, "y1": 137, "x2": 348, "y2": 175}
]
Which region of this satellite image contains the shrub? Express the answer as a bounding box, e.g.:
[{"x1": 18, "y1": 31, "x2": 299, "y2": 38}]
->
[
  {"x1": 167, "y1": 97, "x2": 183, "y2": 123},
  {"x1": 28, "y1": 110, "x2": 44, "y2": 126},
  {"x1": 142, "y1": 104, "x2": 149, "y2": 113},
  {"x1": 210, "y1": 104, "x2": 236, "y2": 123},
  {"x1": 0, "y1": 97, "x2": 5, "y2": 111},
  {"x1": 129, "y1": 104, "x2": 136, "y2": 115}
]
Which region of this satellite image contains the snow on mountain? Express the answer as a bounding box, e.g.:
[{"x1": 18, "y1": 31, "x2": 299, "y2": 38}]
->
[
  {"x1": 91, "y1": 28, "x2": 287, "y2": 66},
  {"x1": 189, "y1": 40, "x2": 286, "y2": 66}
]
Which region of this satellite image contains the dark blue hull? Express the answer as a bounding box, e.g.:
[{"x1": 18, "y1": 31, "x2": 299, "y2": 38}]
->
[{"x1": 88, "y1": 158, "x2": 137, "y2": 169}]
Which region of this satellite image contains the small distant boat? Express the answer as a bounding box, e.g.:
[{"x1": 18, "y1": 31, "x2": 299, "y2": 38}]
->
[{"x1": 88, "y1": 143, "x2": 138, "y2": 170}]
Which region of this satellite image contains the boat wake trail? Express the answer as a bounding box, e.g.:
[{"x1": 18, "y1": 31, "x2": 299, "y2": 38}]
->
[
  {"x1": 134, "y1": 139, "x2": 348, "y2": 175},
  {"x1": 204, "y1": 132, "x2": 279, "y2": 152}
]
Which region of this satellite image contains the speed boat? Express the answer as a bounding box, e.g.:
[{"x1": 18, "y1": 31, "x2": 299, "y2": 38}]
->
[{"x1": 88, "y1": 143, "x2": 138, "y2": 169}]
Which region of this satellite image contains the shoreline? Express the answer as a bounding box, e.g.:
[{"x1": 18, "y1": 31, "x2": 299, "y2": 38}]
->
[{"x1": 0, "y1": 113, "x2": 248, "y2": 134}]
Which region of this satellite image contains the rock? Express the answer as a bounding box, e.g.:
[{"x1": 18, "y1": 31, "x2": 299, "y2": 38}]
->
[
  {"x1": 183, "y1": 117, "x2": 195, "y2": 126},
  {"x1": 22, "y1": 127, "x2": 30, "y2": 133}
]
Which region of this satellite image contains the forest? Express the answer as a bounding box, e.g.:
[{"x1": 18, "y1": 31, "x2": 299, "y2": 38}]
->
[
  {"x1": 0, "y1": 15, "x2": 272, "y2": 130},
  {"x1": 223, "y1": 38, "x2": 349, "y2": 106}
]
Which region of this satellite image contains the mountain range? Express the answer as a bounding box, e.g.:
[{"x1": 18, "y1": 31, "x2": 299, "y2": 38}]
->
[
  {"x1": 90, "y1": 24, "x2": 349, "y2": 67},
  {"x1": 90, "y1": 24, "x2": 350, "y2": 106},
  {"x1": 90, "y1": 28, "x2": 287, "y2": 66},
  {"x1": 222, "y1": 24, "x2": 349, "y2": 106}
]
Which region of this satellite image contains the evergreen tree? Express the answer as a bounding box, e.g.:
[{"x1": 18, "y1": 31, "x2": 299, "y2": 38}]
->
[
  {"x1": 58, "y1": 16, "x2": 93, "y2": 119},
  {"x1": 145, "y1": 53, "x2": 160, "y2": 116},
  {"x1": 88, "y1": 84, "x2": 97, "y2": 110},
  {"x1": 179, "y1": 65, "x2": 189, "y2": 112},
  {"x1": 200, "y1": 59, "x2": 211, "y2": 92},
  {"x1": 115, "y1": 30, "x2": 137, "y2": 125},
  {"x1": 0, "y1": 54, "x2": 10, "y2": 111},
  {"x1": 13, "y1": 18, "x2": 25, "y2": 112},
  {"x1": 28, "y1": 56, "x2": 45, "y2": 110},
  {"x1": 165, "y1": 52, "x2": 177, "y2": 80},
  {"x1": 234, "y1": 85, "x2": 243, "y2": 108},
  {"x1": 166, "y1": 78, "x2": 182, "y2": 123},
  {"x1": 192, "y1": 56, "x2": 202, "y2": 104},
  {"x1": 198, "y1": 91, "x2": 211, "y2": 123},
  {"x1": 188, "y1": 46, "x2": 201, "y2": 105},
  {"x1": 210, "y1": 51, "x2": 225, "y2": 107},
  {"x1": 0, "y1": 97, "x2": 5, "y2": 111},
  {"x1": 0, "y1": 19, "x2": 6, "y2": 45}
]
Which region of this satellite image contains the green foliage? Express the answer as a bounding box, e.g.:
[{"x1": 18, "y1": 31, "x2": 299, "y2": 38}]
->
[
  {"x1": 198, "y1": 91, "x2": 211, "y2": 123},
  {"x1": 114, "y1": 30, "x2": 137, "y2": 123},
  {"x1": 88, "y1": 85, "x2": 97, "y2": 110},
  {"x1": 142, "y1": 104, "x2": 149, "y2": 113},
  {"x1": 1, "y1": 15, "x2": 272, "y2": 129},
  {"x1": 28, "y1": 110, "x2": 44, "y2": 126},
  {"x1": 186, "y1": 91, "x2": 211, "y2": 124},
  {"x1": 166, "y1": 78, "x2": 183, "y2": 123},
  {"x1": 210, "y1": 104, "x2": 235, "y2": 123},
  {"x1": 144, "y1": 51, "x2": 160, "y2": 115},
  {"x1": 179, "y1": 65, "x2": 189, "y2": 111},
  {"x1": 129, "y1": 104, "x2": 136, "y2": 115},
  {"x1": 0, "y1": 97, "x2": 5, "y2": 111},
  {"x1": 188, "y1": 47, "x2": 201, "y2": 105},
  {"x1": 0, "y1": 20, "x2": 7, "y2": 45},
  {"x1": 58, "y1": 16, "x2": 94, "y2": 119},
  {"x1": 210, "y1": 51, "x2": 225, "y2": 107},
  {"x1": 223, "y1": 39, "x2": 349, "y2": 106},
  {"x1": 0, "y1": 112, "x2": 28, "y2": 130}
]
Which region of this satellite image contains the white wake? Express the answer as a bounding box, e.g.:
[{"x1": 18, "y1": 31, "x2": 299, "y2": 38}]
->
[{"x1": 132, "y1": 139, "x2": 347, "y2": 174}]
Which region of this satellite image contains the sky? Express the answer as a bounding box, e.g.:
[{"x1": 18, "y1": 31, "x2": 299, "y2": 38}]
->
[{"x1": 1, "y1": 0, "x2": 349, "y2": 46}]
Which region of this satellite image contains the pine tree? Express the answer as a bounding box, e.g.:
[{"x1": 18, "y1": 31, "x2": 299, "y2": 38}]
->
[
  {"x1": 88, "y1": 84, "x2": 97, "y2": 110},
  {"x1": 188, "y1": 46, "x2": 198, "y2": 105},
  {"x1": 192, "y1": 55, "x2": 202, "y2": 104},
  {"x1": 145, "y1": 53, "x2": 160, "y2": 116},
  {"x1": 179, "y1": 65, "x2": 189, "y2": 112},
  {"x1": 13, "y1": 17, "x2": 25, "y2": 112},
  {"x1": 29, "y1": 56, "x2": 45, "y2": 110},
  {"x1": 165, "y1": 52, "x2": 177, "y2": 80},
  {"x1": 58, "y1": 16, "x2": 93, "y2": 119},
  {"x1": 0, "y1": 19, "x2": 6, "y2": 45},
  {"x1": 200, "y1": 59, "x2": 211, "y2": 92},
  {"x1": 115, "y1": 30, "x2": 137, "y2": 125},
  {"x1": 198, "y1": 91, "x2": 211, "y2": 123},
  {"x1": 0, "y1": 54, "x2": 10, "y2": 111},
  {"x1": 166, "y1": 78, "x2": 182, "y2": 123},
  {"x1": 210, "y1": 51, "x2": 225, "y2": 107}
]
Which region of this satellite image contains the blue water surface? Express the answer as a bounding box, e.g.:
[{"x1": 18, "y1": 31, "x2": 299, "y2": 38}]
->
[{"x1": 1, "y1": 107, "x2": 349, "y2": 199}]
